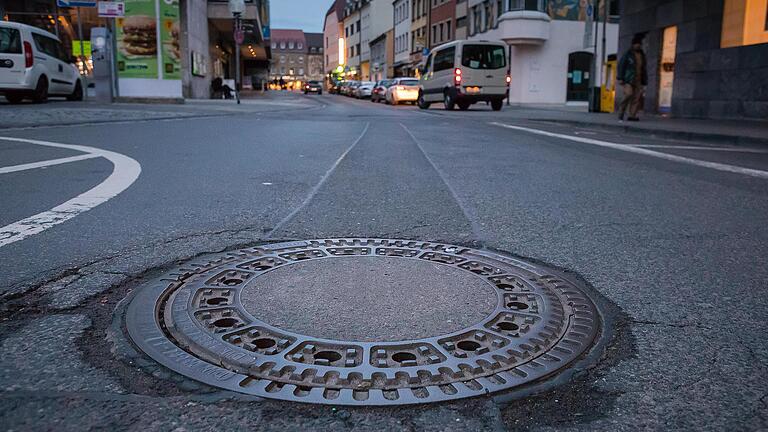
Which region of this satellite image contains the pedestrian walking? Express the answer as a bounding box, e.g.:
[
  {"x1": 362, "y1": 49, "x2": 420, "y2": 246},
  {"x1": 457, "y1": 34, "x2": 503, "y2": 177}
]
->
[{"x1": 617, "y1": 34, "x2": 648, "y2": 122}]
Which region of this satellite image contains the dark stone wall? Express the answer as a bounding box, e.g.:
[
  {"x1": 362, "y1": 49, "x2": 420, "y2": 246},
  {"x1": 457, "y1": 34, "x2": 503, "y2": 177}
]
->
[{"x1": 619, "y1": 0, "x2": 768, "y2": 119}]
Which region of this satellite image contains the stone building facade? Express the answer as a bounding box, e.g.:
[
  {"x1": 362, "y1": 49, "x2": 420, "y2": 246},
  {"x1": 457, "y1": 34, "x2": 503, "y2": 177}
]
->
[{"x1": 620, "y1": 0, "x2": 768, "y2": 119}]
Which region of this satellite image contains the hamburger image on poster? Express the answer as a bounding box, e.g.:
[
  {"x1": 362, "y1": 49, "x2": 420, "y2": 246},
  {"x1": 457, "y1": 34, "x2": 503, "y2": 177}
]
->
[{"x1": 122, "y1": 15, "x2": 157, "y2": 57}]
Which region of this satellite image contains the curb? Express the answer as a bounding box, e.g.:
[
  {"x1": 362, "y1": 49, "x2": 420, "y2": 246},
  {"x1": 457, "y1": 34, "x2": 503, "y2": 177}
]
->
[{"x1": 530, "y1": 118, "x2": 768, "y2": 147}]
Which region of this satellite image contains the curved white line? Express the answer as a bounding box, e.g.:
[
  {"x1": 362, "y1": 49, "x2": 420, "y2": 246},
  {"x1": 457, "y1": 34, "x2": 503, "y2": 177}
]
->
[{"x1": 0, "y1": 136, "x2": 142, "y2": 248}]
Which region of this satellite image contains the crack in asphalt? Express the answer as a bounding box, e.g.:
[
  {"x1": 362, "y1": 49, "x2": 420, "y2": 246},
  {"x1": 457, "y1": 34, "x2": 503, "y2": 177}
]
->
[{"x1": 631, "y1": 319, "x2": 713, "y2": 330}]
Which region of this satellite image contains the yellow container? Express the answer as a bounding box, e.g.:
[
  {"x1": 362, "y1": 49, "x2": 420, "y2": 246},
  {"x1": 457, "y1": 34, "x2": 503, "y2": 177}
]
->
[{"x1": 600, "y1": 58, "x2": 617, "y2": 113}]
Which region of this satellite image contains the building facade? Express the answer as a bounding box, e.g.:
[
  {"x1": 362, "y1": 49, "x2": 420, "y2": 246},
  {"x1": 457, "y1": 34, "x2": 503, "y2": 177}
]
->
[
  {"x1": 455, "y1": 0, "x2": 469, "y2": 40},
  {"x1": 410, "y1": 0, "x2": 430, "y2": 71},
  {"x1": 393, "y1": 0, "x2": 412, "y2": 76},
  {"x1": 323, "y1": 0, "x2": 346, "y2": 86},
  {"x1": 367, "y1": 0, "x2": 395, "y2": 80},
  {"x1": 305, "y1": 32, "x2": 325, "y2": 82},
  {"x1": 344, "y1": 7, "x2": 362, "y2": 78},
  {"x1": 430, "y1": 0, "x2": 457, "y2": 48},
  {"x1": 468, "y1": 0, "x2": 619, "y2": 106},
  {"x1": 620, "y1": 0, "x2": 768, "y2": 119},
  {"x1": 269, "y1": 29, "x2": 307, "y2": 86}
]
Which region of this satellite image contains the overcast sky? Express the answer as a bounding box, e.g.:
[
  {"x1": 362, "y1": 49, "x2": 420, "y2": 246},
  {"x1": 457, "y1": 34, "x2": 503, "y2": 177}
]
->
[{"x1": 270, "y1": 0, "x2": 330, "y2": 33}]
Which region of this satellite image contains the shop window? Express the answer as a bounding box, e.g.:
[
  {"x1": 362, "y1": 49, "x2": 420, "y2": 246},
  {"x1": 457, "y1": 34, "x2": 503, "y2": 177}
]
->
[{"x1": 721, "y1": 0, "x2": 768, "y2": 47}]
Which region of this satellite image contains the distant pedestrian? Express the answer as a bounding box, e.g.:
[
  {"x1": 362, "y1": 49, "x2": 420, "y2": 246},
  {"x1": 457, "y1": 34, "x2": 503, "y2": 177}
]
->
[{"x1": 617, "y1": 34, "x2": 648, "y2": 122}]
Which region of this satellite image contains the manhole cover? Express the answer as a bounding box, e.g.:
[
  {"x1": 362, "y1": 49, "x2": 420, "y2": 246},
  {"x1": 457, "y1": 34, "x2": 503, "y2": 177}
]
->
[{"x1": 126, "y1": 239, "x2": 601, "y2": 405}]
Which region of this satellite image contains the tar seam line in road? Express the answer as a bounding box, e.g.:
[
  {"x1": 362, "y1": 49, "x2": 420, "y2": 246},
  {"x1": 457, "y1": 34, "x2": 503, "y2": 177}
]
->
[
  {"x1": 0, "y1": 136, "x2": 142, "y2": 248},
  {"x1": 491, "y1": 122, "x2": 768, "y2": 180},
  {"x1": 0, "y1": 153, "x2": 101, "y2": 174},
  {"x1": 400, "y1": 123, "x2": 487, "y2": 246},
  {"x1": 266, "y1": 122, "x2": 371, "y2": 238}
]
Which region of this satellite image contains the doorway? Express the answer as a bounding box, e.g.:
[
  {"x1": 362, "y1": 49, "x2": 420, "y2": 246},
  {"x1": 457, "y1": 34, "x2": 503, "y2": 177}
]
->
[{"x1": 566, "y1": 51, "x2": 593, "y2": 102}]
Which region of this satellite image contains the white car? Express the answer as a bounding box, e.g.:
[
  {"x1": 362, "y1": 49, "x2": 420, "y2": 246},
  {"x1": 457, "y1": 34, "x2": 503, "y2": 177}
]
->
[
  {"x1": 386, "y1": 77, "x2": 420, "y2": 105},
  {"x1": 0, "y1": 21, "x2": 83, "y2": 103},
  {"x1": 354, "y1": 81, "x2": 375, "y2": 98},
  {"x1": 417, "y1": 40, "x2": 509, "y2": 111}
]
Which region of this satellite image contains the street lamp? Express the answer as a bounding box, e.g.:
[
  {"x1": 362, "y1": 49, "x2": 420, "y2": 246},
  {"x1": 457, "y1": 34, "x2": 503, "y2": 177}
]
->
[{"x1": 229, "y1": 0, "x2": 245, "y2": 104}]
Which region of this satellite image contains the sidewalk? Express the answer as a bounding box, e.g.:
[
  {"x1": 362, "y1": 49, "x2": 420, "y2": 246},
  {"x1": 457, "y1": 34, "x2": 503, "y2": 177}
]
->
[
  {"x1": 0, "y1": 91, "x2": 318, "y2": 129},
  {"x1": 500, "y1": 104, "x2": 768, "y2": 146}
]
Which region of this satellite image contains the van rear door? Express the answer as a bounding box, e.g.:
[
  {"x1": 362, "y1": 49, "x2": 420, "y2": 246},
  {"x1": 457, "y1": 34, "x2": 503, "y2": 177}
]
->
[
  {"x1": 459, "y1": 44, "x2": 507, "y2": 96},
  {"x1": 0, "y1": 26, "x2": 26, "y2": 86}
]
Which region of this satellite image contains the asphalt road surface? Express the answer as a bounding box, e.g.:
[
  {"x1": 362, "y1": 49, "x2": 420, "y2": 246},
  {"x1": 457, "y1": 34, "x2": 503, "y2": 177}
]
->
[{"x1": 1, "y1": 93, "x2": 767, "y2": 431}]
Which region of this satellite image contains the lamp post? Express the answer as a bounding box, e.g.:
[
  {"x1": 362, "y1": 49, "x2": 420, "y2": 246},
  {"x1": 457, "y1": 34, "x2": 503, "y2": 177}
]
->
[{"x1": 229, "y1": 0, "x2": 245, "y2": 104}]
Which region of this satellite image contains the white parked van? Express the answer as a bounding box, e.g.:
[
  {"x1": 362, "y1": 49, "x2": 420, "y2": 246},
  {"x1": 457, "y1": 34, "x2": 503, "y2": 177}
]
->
[
  {"x1": 417, "y1": 40, "x2": 509, "y2": 111},
  {"x1": 0, "y1": 21, "x2": 83, "y2": 103}
]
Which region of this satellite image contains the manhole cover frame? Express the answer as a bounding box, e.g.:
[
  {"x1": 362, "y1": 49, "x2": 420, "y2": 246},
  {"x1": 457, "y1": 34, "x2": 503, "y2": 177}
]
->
[{"x1": 126, "y1": 238, "x2": 602, "y2": 406}]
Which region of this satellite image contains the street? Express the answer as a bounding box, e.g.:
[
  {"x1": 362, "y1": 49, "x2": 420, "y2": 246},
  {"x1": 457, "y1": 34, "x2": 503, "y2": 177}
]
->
[{"x1": 1, "y1": 92, "x2": 767, "y2": 431}]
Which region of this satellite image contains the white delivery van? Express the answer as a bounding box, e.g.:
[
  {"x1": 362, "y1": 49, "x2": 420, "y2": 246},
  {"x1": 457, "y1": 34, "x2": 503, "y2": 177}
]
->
[
  {"x1": 0, "y1": 21, "x2": 83, "y2": 103},
  {"x1": 417, "y1": 40, "x2": 509, "y2": 111}
]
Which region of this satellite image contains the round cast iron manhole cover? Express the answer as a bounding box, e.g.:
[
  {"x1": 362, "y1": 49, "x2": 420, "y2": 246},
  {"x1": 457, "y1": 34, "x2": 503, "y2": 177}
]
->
[{"x1": 126, "y1": 239, "x2": 602, "y2": 406}]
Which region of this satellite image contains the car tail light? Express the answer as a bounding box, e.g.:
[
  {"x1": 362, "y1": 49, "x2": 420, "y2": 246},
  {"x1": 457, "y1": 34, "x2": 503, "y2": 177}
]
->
[
  {"x1": 506, "y1": 74, "x2": 511, "y2": 85},
  {"x1": 454, "y1": 68, "x2": 462, "y2": 85},
  {"x1": 24, "y1": 41, "x2": 33, "y2": 68}
]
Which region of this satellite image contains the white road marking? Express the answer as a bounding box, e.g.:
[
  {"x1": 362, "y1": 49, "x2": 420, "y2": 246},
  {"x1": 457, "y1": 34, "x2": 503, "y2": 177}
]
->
[
  {"x1": 0, "y1": 136, "x2": 142, "y2": 248},
  {"x1": 628, "y1": 144, "x2": 768, "y2": 153},
  {"x1": 490, "y1": 122, "x2": 768, "y2": 180},
  {"x1": 0, "y1": 153, "x2": 101, "y2": 174}
]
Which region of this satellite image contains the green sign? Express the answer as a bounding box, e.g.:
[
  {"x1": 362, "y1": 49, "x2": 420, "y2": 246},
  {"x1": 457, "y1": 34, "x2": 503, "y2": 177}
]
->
[
  {"x1": 116, "y1": 0, "x2": 158, "y2": 78},
  {"x1": 72, "y1": 40, "x2": 91, "y2": 57},
  {"x1": 159, "y1": 0, "x2": 180, "y2": 80}
]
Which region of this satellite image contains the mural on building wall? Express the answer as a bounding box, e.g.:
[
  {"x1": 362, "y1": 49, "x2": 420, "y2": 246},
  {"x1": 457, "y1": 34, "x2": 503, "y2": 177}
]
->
[{"x1": 548, "y1": 0, "x2": 604, "y2": 21}]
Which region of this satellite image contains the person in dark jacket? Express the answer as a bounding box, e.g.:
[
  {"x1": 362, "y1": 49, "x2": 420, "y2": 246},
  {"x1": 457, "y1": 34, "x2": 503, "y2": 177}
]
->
[{"x1": 617, "y1": 34, "x2": 648, "y2": 121}]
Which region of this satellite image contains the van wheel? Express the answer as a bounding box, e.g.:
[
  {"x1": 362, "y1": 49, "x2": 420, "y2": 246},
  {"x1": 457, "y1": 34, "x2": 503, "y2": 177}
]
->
[
  {"x1": 67, "y1": 80, "x2": 83, "y2": 101},
  {"x1": 491, "y1": 99, "x2": 503, "y2": 111},
  {"x1": 32, "y1": 76, "x2": 48, "y2": 103},
  {"x1": 443, "y1": 90, "x2": 455, "y2": 110},
  {"x1": 417, "y1": 92, "x2": 431, "y2": 110},
  {"x1": 5, "y1": 92, "x2": 24, "y2": 104},
  {"x1": 458, "y1": 102, "x2": 470, "y2": 111}
]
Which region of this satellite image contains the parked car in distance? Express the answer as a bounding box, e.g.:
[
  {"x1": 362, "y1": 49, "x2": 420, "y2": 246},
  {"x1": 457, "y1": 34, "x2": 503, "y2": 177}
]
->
[
  {"x1": 0, "y1": 21, "x2": 83, "y2": 103},
  {"x1": 345, "y1": 81, "x2": 361, "y2": 96},
  {"x1": 417, "y1": 40, "x2": 509, "y2": 111},
  {"x1": 304, "y1": 80, "x2": 323, "y2": 94},
  {"x1": 386, "y1": 77, "x2": 420, "y2": 105},
  {"x1": 371, "y1": 79, "x2": 393, "y2": 103},
  {"x1": 354, "y1": 81, "x2": 375, "y2": 98}
]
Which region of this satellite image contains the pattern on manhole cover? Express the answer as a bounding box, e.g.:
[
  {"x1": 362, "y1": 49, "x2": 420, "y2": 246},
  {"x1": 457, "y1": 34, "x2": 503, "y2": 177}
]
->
[{"x1": 126, "y1": 239, "x2": 601, "y2": 406}]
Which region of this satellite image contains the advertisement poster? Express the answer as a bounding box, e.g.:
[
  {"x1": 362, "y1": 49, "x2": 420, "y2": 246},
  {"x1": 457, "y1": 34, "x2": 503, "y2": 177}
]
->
[
  {"x1": 116, "y1": 0, "x2": 158, "y2": 79},
  {"x1": 116, "y1": 0, "x2": 157, "y2": 78},
  {"x1": 159, "y1": 0, "x2": 181, "y2": 80}
]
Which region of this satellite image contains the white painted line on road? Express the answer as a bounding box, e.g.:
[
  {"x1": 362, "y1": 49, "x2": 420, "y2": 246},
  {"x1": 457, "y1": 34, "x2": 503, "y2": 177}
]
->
[
  {"x1": 267, "y1": 122, "x2": 371, "y2": 237},
  {"x1": 0, "y1": 153, "x2": 101, "y2": 174},
  {"x1": 490, "y1": 122, "x2": 768, "y2": 180},
  {"x1": 0, "y1": 136, "x2": 142, "y2": 248},
  {"x1": 628, "y1": 144, "x2": 768, "y2": 153}
]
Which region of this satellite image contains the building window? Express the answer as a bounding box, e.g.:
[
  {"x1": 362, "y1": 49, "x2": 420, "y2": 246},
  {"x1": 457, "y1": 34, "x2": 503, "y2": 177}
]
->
[
  {"x1": 280, "y1": 55, "x2": 285, "y2": 63},
  {"x1": 289, "y1": 41, "x2": 294, "y2": 49},
  {"x1": 280, "y1": 41, "x2": 286, "y2": 49},
  {"x1": 299, "y1": 56, "x2": 304, "y2": 63},
  {"x1": 298, "y1": 43, "x2": 303, "y2": 49},
  {"x1": 271, "y1": 42, "x2": 276, "y2": 49},
  {"x1": 299, "y1": 68, "x2": 304, "y2": 76},
  {"x1": 721, "y1": 0, "x2": 768, "y2": 47}
]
